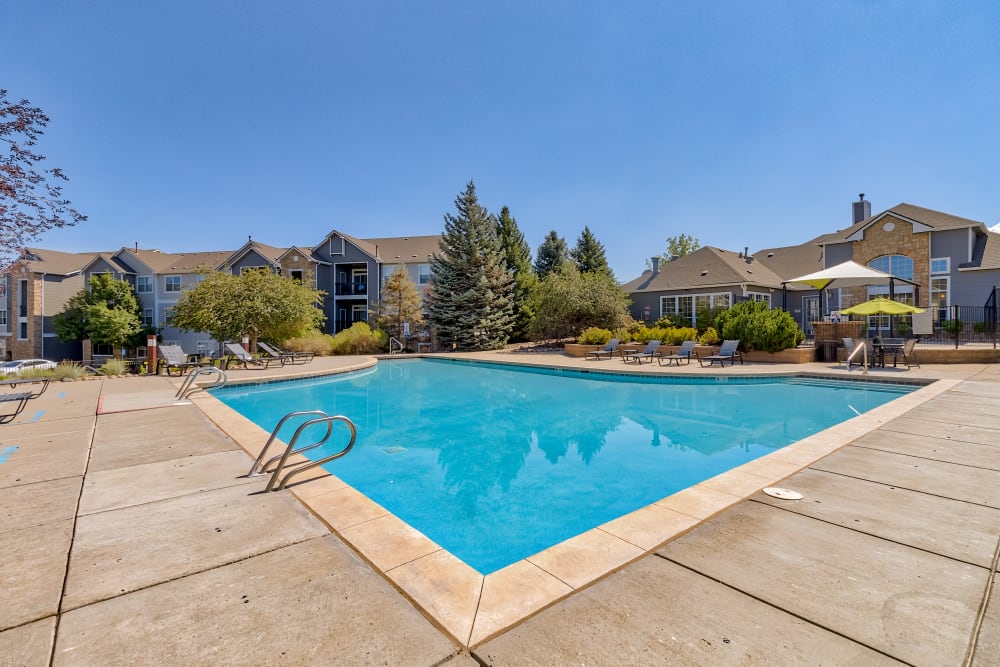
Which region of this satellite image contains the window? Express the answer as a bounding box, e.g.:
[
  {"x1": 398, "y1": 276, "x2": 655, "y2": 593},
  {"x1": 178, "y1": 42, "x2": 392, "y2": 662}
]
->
[
  {"x1": 142, "y1": 309, "x2": 154, "y2": 327},
  {"x1": 289, "y1": 269, "x2": 303, "y2": 283},
  {"x1": 19, "y1": 322, "x2": 27, "y2": 339},
  {"x1": 747, "y1": 292, "x2": 771, "y2": 305},
  {"x1": 930, "y1": 277, "x2": 949, "y2": 323},
  {"x1": 161, "y1": 339, "x2": 181, "y2": 348},
  {"x1": 418, "y1": 263, "x2": 431, "y2": 285},
  {"x1": 136, "y1": 276, "x2": 153, "y2": 293},
  {"x1": 163, "y1": 307, "x2": 175, "y2": 325},
  {"x1": 0, "y1": 306, "x2": 6, "y2": 329},
  {"x1": 18, "y1": 279, "x2": 28, "y2": 317},
  {"x1": 660, "y1": 293, "x2": 730, "y2": 325},
  {"x1": 930, "y1": 258, "x2": 950, "y2": 275},
  {"x1": 165, "y1": 275, "x2": 181, "y2": 292},
  {"x1": 93, "y1": 343, "x2": 114, "y2": 356},
  {"x1": 382, "y1": 265, "x2": 399, "y2": 287},
  {"x1": 196, "y1": 340, "x2": 214, "y2": 355},
  {"x1": 868, "y1": 255, "x2": 914, "y2": 281}
]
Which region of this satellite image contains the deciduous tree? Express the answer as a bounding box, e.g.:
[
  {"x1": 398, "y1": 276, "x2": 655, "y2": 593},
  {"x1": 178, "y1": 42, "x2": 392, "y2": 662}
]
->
[
  {"x1": 371, "y1": 265, "x2": 424, "y2": 342},
  {"x1": 171, "y1": 269, "x2": 325, "y2": 348},
  {"x1": 532, "y1": 264, "x2": 631, "y2": 340},
  {"x1": 53, "y1": 274, "x2": 141, "y2": 355},
  {"x1": 1, "y1": 89, "x2": 86, "y2": 266},
  {"x1": 426, "y1": 181, "x2": 513, "y2": 350}
]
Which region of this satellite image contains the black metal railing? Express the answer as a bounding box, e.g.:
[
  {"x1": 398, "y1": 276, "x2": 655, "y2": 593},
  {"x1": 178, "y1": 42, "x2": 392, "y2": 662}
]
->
[
  {"x1": 334, "y1": 282, "x2": 367, "y2": 296},
  {"x1": 917, "y1": 304, "x2": 998, "y2": 349}
]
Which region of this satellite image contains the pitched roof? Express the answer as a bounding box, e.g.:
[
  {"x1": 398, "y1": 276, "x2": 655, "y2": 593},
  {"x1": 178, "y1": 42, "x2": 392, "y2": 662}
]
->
[
  {"x1": 960, "y1": 231, "x2": 1000, "y2": 271},
  {"x1": 363, "y1": 235, "x2": 441, "y2": 263},
  {"x1": 622, "y1": 246, "x2": 789, "y2": 294},
  {"x1": 127, "y1": 249, "x2": 234, "y2": 274},
  {"x1": 752, "y1": 241, "x2": 825, "y2": 281},
  {"x1": 825, "y1": 203, "x2": 988, "y2": 243},
  {"x1": 18, "y1": 248, "x2": 105, "y2": 275}
]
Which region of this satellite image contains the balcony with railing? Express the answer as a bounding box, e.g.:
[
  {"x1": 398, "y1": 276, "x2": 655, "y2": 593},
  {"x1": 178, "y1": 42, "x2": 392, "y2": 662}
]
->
[{"x1": 335, "y1": 281, "x2": 368, "y2": 296}]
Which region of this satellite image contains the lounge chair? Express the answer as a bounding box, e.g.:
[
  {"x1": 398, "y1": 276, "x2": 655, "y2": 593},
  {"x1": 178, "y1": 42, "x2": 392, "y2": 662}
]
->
[
  {"x1": 623, "y1": 340, "x2": 661, "y2": 364},
  {"x1": 698, "y1": 339, "x2": 743, "y2": 367},
  {"x1": 0, "y1": 392, "x2": 32, "y2": 424},
  {"x1": 158, "y1": 344, "x2": 201, "y2": 376},
  {"x1": 658, "y1": 339, "x2": 696, "y2": 366},
  {"x1": 889, "y1": 338, "x2": 920, "y2": 368},
  {"x1": 585, "y1": 338, "x2": 620, "y2": 361},
  {"x1": 259, "y1": 341, "x2": 314, "y2": 365},
  {"x1": 6, "y1": 376, "x2": 50, "y2": 398},
  {"x1": 223, "y1": 342, "x2": 275, "y2": 370}
]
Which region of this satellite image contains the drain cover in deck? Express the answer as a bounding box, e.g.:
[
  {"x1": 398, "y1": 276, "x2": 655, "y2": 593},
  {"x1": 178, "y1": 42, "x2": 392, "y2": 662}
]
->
[{"x1": 763, "y1": 487, "x2": 803, "y2": 500}]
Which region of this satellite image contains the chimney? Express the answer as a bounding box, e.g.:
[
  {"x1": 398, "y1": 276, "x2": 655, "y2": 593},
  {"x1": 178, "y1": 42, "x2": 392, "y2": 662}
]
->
[
  {"x1": 744, "y1": 246, "x2": 752, "y2": 263},
  {"x1": 650, "y1": 257, "x2": 660, "y2": 275},
  {"x1": 852, "y1": 193, "x2": 871, "y2": 224}
]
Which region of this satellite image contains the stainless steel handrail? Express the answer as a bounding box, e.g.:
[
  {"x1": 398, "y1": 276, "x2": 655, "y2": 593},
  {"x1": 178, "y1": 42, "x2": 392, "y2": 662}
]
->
[
  {"x1": 248, "y1": 410, "x2": 332, "y2": 477},
  {"x1": 845, "y1": 342, "x2": 869, "y2": 375},
  {"x1": 175, "y1": 366, "x2": 227, "y2": 400},
  {"x1": 265, "y1": 415, "x2": 357, "y2": 492},
  {"x1": 389, "y1": 336, "x2": 404, "y2": 354}
]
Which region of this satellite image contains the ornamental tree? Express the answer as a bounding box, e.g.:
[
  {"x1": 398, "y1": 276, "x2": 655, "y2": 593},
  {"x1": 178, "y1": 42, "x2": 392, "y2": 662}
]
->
[
  {"x1": 53, "y1": 273, "x2": 141, "y2": 355},
  {"x1": 171, "y1": 269, "x2": 326, "y2": 348},
  {"x1": 371, "y1": 265, "x2": 424, "y2": 341},
  {"x1": 1, "y1": 89, "x2": 86, "y2": 266},
  {"x1": 426, "y1": 181, "x2": 514, "y2": 350}
]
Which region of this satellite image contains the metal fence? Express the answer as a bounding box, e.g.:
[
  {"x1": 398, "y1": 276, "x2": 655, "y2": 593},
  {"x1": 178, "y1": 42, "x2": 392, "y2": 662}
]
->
[{"x1": 917, "y1": 304, "x2": 999, "y2": 348}]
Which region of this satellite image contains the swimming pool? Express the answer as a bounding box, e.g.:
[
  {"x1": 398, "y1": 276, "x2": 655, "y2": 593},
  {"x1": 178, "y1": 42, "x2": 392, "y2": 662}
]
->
[{"x1": 214, "y1": 358, "x2": 916, "y2": 574}]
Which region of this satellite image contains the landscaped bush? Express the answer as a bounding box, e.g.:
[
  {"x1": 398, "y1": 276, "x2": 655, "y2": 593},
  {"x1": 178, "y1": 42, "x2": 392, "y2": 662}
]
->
[
  {"x1": 98, "y1": 358, "x2": 127, "y2": 377},
  {"x1": 577, "y1": 327, "x2": 613, "y2": 345},
  {"x1": 17, "y1": 366, "x2": 54, "y2": 379},
  {"x1": 699, "y1": 326, "x2": 722, "y2": 346},
  {"x1": 53, "y1": 361, "x2": 90, "y2": 380},
  {"x1": 611, "y1": 327, "x2": 633, "y2": 343},
  {"x1": 653, "y1": 314, "x2": 689, "y2": 329},
  {"x1": 713, "y1": 301, "x2": 805, "y2": 353},
  {"x1": 941, "y1": 319, "x2": 963, "y2": 336},
  {"x1": 662, "y1": 327, "x2": 698, "y2": 345},
  {"x1": 330, "y1": 322, "x2": 388, "y2": 355},
  {"x1": 631, "y1": 326, "x2": 669, "y2": 344},
  {"x1": 283, "y1": 329, "x2": 335, "y2": 356}
]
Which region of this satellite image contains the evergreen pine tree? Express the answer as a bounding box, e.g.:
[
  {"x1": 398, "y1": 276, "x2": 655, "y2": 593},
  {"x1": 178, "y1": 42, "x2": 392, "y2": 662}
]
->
[
  {"x1": 496, "y1": 206, "x2": 538, "y2": 342},
  {"x1": 427, "y1": 182, "x2": 514, "y2": 350},
  {"x1": 570, "y1": 226, "x2": 614, "y2": 279},
  {"x1": 533, "y1": 230, "x2": 569, "y2": 280}
]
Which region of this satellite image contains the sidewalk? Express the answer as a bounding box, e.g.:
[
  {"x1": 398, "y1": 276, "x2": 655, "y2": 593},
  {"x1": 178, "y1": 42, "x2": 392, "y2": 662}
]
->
[{"x1": 1, "y1": 357, "x2": 998, "y2": 665}]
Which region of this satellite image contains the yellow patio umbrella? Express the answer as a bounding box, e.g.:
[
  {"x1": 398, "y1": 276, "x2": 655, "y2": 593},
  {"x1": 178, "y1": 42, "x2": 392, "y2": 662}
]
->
[{"x1": 840, "y1": 297, "x2": 926, "y2": 316}]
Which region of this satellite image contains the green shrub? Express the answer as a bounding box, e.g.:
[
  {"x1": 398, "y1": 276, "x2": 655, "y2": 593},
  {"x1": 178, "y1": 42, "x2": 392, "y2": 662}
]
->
[
  {"x1": 631, "y1": 326, "x2": 667, "y2": 344},
  {"x1": 713, "y1": 301, "x2": 804, "y2": 353},
  {"x1": 283, "y1": 329, "x2": 335, "y2": 356},
  {"x1": 330, "y1": 322, "x2": 387, "y2": 355},
  {"x1": 98, "y1": 358, "x2": 127, "y2": 377},
  {"x1": 52, "y1": 361, "x2": 90, "y2": 380},
  {"x1": 973, "y1": 321, "x2": 989, "y2": 334},
  {"x1": 696, "y1": 306, "x2": 727, "y2": 331},
  {"x1": 662, "y1": 327, "x2": 698, "y2": 345},
  {"x1": 699, "y1": 326, "x2": 722, "y2": 345},
  {"x1": 653, "y1": 314, "x2": 690, "y2": 329},
  {"x1": 941, "y1": 319, "x2": 963, "y2": 336},
  {"x1": 578, "y1": 327, "x2": 613, "y2": 345},
  {"x1": 610, "y1": 327, "x2": 632, "y2": 343}
]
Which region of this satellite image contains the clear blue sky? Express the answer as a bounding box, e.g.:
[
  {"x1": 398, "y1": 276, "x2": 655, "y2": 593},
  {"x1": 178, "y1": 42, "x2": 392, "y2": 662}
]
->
[{"x1": 4, "y1": 1, "x2": 999, "y2": 280}]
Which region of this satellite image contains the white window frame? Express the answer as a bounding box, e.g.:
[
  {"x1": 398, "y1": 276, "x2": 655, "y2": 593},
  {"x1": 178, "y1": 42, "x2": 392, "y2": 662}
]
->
[
  {"x1": 381, "y1": 264, "x2": 399, "y2": 288},
  {"x1": 930, "y1": 257, "x2": 950, "y2": 275},
  {"x1": 418, "y1": 263, "x2": 431, "y2": 285},
  {"x1": 747, "y1": 291, "x2": 771, "y2": 305},
  {"x1": 930, "y1": 276, "x2": 950, "y2": 322},
  {"x1": 164, "y1": 275, "x2": 181, "y2": 292},
  {"x1": 136, "y1": 276, "x2": 153, "y2": 293},
  {"x1": 163, "y1": 307, "x2": 175, "y2": 326},
  {"x1": 660, "y1": 292, "x2": 731, "y2": 326}
]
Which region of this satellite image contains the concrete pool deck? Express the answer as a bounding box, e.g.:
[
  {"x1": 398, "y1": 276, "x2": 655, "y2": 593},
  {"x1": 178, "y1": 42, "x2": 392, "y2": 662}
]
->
[{"x1": 1, "y1": 353, "x2": 998, "y2": 664}]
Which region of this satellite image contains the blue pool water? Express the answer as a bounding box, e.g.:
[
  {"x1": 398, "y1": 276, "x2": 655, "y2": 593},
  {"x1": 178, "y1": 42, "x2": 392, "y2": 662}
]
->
[{"x1": 213, "y1": 359, "x2": 916, "y2": 574}]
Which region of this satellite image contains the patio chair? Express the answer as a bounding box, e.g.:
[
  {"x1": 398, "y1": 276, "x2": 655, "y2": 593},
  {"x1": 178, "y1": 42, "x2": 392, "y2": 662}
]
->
[
  {"x1": 6, "y1": 376, "x2": 51, "y2": 398},
  {"x1": 698, "y1": 339, "x2": 743, "y2": 367},
  {"x1": 585, "y1": 338, "x2": 620, "y2": 361},
  {"x1": 889, "y1": 338, "x2": 920, "y2": 369},
  {"x1": 0, "y1": 392, "x2": 32, "y2": 424},
  {"x1": 622, "y1": 340, "x2": 661, "y2": 364},
  {"x1": 259, "y1": 341, "x2": 314, "y2": 365},
  {"x1": 223, "y1": 342, "x2": 275, "y2": 370},
  {"x1": 658, "y1": 339, "x2": 696, "y2": 366},
  {"x1": 158, "y1": 344, "x2": 201, "y2": 376}
]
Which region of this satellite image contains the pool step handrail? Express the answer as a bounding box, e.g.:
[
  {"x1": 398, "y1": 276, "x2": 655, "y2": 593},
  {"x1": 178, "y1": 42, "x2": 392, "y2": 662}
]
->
[
  {"x1": 248, "y1": 410, "x2": 332, "y2": 477},
  {"x1": 264, "y1": 414, "x2": 357, "y2": 492},
  {"x1": 389, "y1": 336, "x2": 404, "y2": 354},
  {"x1": 845, "y1": 342, "x2": 869, "y2": 375},
  {"x1": 175, "y1": 366, "x2": 228, "y2": 400}
]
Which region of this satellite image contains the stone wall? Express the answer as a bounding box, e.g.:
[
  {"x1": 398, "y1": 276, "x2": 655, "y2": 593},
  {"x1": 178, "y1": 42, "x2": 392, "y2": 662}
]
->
[{"x1": 842, "y1": 213, "x2": 929, "y2": 308}]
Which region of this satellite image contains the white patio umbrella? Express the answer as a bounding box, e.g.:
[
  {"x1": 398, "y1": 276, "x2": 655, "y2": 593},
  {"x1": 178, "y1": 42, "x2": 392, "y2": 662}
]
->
[{"x1": 781, "y1": 260, "x2": 919, "y2": 314}]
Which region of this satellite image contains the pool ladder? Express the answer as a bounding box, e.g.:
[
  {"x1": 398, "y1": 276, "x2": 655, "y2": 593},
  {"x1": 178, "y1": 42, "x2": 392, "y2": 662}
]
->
[
  {"x1": 175, "y1": 367, "x2": 228, "y2": 400},
  {"x1": 248, "y1": 410, "x2": 357, "y2": 492}
]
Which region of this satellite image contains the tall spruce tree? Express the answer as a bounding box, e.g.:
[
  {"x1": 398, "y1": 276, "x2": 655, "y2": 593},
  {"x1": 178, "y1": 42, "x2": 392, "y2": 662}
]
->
[
  {"x1": 496, "y1": 205, "x2": 538, "y2": 342},
  {"x1": 427, "y1": 182, "x2": 514, "y2": 350},
  {"x1": 570, "y1": 226, "x2": 614, "y2": 279},
  {"x1": 534, "y1": 230, "x2": 569, "y2": 280}
]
